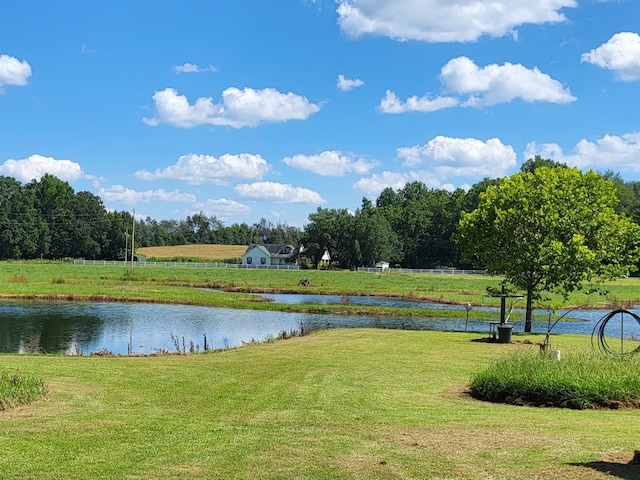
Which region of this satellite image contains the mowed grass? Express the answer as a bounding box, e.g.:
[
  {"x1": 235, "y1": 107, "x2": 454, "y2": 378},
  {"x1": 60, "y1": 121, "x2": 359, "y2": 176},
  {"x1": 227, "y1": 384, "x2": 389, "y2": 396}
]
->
[
  {"x1": 0, "y1": 330, "x2": 639, "y2": 479},
  {"x1": 137, "y1": 244, "x2": 247, "y2": 261},
  {"x1": 1, "y1": 261, "x2": 640, "y2": 313}
]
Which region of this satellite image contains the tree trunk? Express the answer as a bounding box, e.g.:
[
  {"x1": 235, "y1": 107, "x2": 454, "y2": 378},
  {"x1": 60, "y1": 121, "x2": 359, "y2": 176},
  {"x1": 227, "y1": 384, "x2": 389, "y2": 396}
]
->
[{"x1": 525, "y1": 287, "x2": 533, "y2": 333}]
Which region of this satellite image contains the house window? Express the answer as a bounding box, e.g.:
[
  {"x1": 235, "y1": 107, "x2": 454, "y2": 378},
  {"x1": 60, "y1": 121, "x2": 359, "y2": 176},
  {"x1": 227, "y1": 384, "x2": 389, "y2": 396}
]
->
[
  {"x1": 247, "y1": 257, "x2": 252, "y2": 264},
  {"x1": 261, "y1": 257, "x2": 267, "y2": 265}
]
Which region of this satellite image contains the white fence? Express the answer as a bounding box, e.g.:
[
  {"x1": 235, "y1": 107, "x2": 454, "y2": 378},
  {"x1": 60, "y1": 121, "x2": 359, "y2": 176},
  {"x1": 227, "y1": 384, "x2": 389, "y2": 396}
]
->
[
  {"x1": 73, "y1": 259, "x2": 300, "y2": 270},
  {"x1": 74, "y1": 259, "x2": 483, "y2": 274},
  {"x1": 357, "y1": 267, "x2": 486, "y2": 275}
]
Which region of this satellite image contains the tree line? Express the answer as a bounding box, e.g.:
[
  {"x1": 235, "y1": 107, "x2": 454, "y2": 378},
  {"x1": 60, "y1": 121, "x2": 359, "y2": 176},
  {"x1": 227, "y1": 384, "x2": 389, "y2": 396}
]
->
[
  {"x1": 0, "y1": 174, "x2": 301, "y2": 261},
  {"x1": 2, "y1": 157, "x2": 640, "y2": 269}
]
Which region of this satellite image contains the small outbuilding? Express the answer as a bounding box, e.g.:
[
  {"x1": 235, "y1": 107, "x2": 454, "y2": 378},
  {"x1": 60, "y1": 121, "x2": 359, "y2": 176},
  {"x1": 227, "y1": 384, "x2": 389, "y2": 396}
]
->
[{"x1": 375, "y1": 261, "x2": 390, "y2": 271}]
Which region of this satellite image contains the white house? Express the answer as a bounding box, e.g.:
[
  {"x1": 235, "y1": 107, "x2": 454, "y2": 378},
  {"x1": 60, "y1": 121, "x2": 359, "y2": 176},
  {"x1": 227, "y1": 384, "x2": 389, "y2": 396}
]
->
[{"x1": 241, "y1": 244, "x2": 301, "y2": 267}]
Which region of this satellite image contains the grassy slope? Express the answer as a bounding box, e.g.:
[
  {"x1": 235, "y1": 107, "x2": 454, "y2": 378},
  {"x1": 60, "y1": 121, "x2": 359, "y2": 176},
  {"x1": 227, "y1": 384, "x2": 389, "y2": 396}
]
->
[{"x1": 0, "y1": 330, "x2": 638, "y2": 479}]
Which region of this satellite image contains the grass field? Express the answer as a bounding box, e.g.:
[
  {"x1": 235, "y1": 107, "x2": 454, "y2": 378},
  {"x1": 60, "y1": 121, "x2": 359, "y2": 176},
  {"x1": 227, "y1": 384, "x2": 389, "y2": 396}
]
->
[
  {"x1": 136, "y1": 244, "x2": 247, "y2": 260},
  {"x1": 1, "y1": 262, "x2": 640, "y2": 478},
  {"x1": 0, "y1": 330, "x2": 638, "y2": 479},
  {"x1": 1, "y1": 261, "x2": 639, "y2": 314}
]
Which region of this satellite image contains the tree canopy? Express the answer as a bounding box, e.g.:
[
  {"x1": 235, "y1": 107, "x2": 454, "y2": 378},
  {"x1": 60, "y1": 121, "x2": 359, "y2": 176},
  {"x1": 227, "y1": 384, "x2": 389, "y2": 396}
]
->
[{"x1": 456, "y1": 166, "x2": 640, "y2": 331}]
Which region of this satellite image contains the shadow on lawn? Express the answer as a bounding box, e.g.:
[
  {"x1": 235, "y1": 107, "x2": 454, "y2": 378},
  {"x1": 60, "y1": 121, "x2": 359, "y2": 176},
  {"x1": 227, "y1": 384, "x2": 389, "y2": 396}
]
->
[{"x1": 571, "y1": 451, "x2": 640, "y2": 480}]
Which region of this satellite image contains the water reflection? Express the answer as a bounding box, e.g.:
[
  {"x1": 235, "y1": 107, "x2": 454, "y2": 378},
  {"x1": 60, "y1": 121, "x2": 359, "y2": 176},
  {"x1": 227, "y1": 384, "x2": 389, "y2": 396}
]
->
[{"x1": 0, "y1": 297, "x2": 638, "y2": 355}]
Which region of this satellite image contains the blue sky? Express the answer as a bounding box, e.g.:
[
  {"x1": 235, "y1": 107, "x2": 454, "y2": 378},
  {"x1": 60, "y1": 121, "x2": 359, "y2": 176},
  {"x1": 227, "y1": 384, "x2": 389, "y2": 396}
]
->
[{"x1": 1, "y1": 0, "x2": 639, "y2": 227}]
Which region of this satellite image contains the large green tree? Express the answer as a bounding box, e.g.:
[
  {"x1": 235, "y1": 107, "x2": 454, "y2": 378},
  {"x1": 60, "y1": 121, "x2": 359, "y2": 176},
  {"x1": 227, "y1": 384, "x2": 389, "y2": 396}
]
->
[{"x1": 457, "y1": 166, "x2": 640, "y2": 332}]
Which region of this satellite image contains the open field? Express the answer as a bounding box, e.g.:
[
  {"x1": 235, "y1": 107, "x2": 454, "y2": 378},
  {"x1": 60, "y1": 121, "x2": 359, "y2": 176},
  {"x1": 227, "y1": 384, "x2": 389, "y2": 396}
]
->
[
  {"x1": 136, "y1": 244, "x2": 247, "y2": 260},
  {"x1": 0, "y1": 330, "x2": 639, "y2": 479},
  {"x1": 0, "y1": 261, "x2": 639, "y2": 314}
]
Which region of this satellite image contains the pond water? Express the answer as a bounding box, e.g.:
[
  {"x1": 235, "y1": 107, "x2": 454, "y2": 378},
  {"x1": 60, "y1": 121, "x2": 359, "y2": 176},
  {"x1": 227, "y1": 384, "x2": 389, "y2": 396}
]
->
[{"x1": 0, "y1": 295, "x2": 638, "y2": 355}]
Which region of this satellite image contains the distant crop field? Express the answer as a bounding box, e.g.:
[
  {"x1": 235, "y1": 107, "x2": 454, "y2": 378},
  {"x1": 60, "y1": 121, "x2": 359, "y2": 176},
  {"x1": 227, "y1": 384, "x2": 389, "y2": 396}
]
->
[{"x1": 136, "y1": 244, "x2": 247, "y2": 260}]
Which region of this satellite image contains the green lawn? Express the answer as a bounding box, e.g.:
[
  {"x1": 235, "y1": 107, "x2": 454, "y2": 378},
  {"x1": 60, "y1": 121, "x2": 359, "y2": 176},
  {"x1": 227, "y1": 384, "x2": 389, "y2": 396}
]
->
[
  {"x1": 0, "y1": 330, "x2": 638, "y2": 479},
  {"x1": 1, "y1": 261, "x2": 639, "y2": 314}
]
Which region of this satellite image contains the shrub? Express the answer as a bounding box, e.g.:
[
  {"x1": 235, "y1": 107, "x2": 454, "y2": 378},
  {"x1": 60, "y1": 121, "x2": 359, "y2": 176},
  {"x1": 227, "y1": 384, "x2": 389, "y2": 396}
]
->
[{"x1": 470, "y1": 349, "x2": 640, "y2": 409}]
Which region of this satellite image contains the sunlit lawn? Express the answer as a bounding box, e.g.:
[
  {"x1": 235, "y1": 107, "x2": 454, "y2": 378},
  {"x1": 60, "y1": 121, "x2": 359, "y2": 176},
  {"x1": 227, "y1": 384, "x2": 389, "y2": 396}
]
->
[{"x1": 0, "y1": 330, "x2": 638, "y2": 479}]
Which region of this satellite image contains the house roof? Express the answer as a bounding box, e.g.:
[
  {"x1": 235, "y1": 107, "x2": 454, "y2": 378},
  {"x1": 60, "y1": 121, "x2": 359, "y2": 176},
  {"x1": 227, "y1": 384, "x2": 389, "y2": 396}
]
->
[{"x1": 244, "y1": 243, "x2": 300, "y2": 258}]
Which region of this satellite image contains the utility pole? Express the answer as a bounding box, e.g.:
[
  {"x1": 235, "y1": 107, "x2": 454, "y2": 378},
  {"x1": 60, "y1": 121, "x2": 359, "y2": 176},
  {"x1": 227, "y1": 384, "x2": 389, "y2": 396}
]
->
[
  {"x1": 124, "y1": 230, "x2": 129, "y2": 264},
  {"x1": 130, "y1": 209, "x2": 135, "y2": 274}
]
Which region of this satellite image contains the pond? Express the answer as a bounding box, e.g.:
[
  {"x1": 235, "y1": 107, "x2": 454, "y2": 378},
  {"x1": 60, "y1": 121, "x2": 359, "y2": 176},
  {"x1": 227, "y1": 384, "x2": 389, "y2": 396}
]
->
[{"x1": 0, "y1": 296, "x2": 638, "y2": 355}]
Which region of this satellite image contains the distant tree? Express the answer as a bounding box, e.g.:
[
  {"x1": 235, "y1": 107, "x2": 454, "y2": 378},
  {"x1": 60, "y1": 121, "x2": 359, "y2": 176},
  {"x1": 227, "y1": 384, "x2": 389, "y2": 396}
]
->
[
  {"x1": 0, "y1": 176, "x2": 40, "y2": 259},
  {"x1": 376, "y1": 182, "x2": 461, "y2": 268},
  {"x1": 520, "y1": 155, "x2": 567, "y2": 173},
  {"x1": 67, "y1": 191, "x2": 108, "y2": 259},
  {"x1": 457, "y1": 167, "x2": 640, "y2": 332},
  {"x1": 302, "y1": 207, "x2": 354, "y2": 268},
  {"x1": 355, "y1": 198, "x2": 401, "y2": 267},
  {"x1": 27, "y1": 174, "x2": 76, "y2": 259}
]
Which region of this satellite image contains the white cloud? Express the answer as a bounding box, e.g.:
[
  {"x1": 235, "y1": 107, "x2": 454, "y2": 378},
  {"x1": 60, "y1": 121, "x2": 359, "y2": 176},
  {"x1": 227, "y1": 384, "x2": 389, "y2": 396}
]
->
[
  {"x1": 379, "y1": 89, "x2": 458, "y2": 113},
  {"x1": 397, "y1": 136, "x2": 517, "y2": 178},
  {"x1": 353, "y1": 170, "x2": 442, "y2": 197},
  {"x1": 235, "y1": 181, "x2": 326, "y2": 204},
  {"x1": 354, "y1": 136, "x2": 517, "y2": 198},
  {"x1": 381, "y1": 57, "x2": 575, "y2": 112},
  {"x1": 98, "y1": 185, "x2": 196, "y2": 204},
  {"x1": 525, "y1": 132, "x2": 640, "y2": 172},
  {"x1": 192, "y1": 198, "x2": 251, "y2": 217},
  {"x1": 353, "y1": 171, "x2": 413, "y2": 196},
  {"x1": 143, "y1": 87, "x2": 321, "y2": 128},
  {"x1": 282, "y1": 150, "x2": 378, "y2": 176},
  {"x1": 581, "y1": 32, "x2": 640, "y2": 81},
  {"x1": 0, "y1": 154, "x2": 86, "y2": 183},
  {"x1": 336, "y1": 0, "x2": 576, "y2": 43},
  {"x1": 135, "y1": 153, "x2": 271, "y2": 185},
  {"x1": 337, "y1": 74, "x2": 365, "y2": 91},
  {"x1": 439, "y1": 56, "x2": 576, "y2": 107},
  {"x1": 173, "y1": 63, "x2": 218, "y2": 74},
  {"x1": 0, "y1": 54, "x2": 32, "y2": 91}
]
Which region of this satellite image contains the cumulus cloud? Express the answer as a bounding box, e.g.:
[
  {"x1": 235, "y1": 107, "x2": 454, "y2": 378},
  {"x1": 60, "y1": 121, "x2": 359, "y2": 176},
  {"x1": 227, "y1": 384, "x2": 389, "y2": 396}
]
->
[
  {"x1": 282, "y1": 150, "x2": 377, "y2": 176},
  {"x1": 337, "y1": 74, "x2": 365, "y2": 91},
  {"x1": 0, "y1": 54, "x2": 32, "y2": 91},
  {"x1": 381, "y1": 56, "x2": 575, "y2": 112},
  {"x1": 235, "y1": 181, "x2": 326, "y2": 204},
  {"x1": 0, "y1": 154, "x2": 87, "y2": 183},
  {"x1": 143, "y1": 87, "x2": 321, "y2": 128},
  {"x1": 98, "y1": 185, "x2": 196, "y2": 204},
  {"x1": 379, "y1": 89, "x2": 458, "y2": 113},
  {"x1": 397, "y1": 136, "x2": 518, "y2": 178},
  {"x1": 525, "y1": 132, "x2": 640, "y2": 172},
  {"x1": 354, "y1": 136, "x2": 517, "y2": 197},
  {"x1": 336, "y1": 0, "x2": 576, "y2": 43},
  {"x1": 192, "y1": 198, "x2": 251, "y2": 217},
  {"x1": 581, "y1": 32, "x2": 640, "y2": 81},
  {"x1": 353, "y1": 170, "x2": 443, "y2": 197},
  {"x1": 173, "y1": 63, "x2": 218, "y2": 74},
  {"x1": 134, "y1": 153, "x2": 271, "y2": 185}
]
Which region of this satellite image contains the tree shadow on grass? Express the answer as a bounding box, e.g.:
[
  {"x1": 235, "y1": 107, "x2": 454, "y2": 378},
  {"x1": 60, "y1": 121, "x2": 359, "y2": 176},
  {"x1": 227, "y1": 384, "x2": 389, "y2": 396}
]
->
[{"x1": 570, "y1": 451, "x2": 640, "y2": 480}]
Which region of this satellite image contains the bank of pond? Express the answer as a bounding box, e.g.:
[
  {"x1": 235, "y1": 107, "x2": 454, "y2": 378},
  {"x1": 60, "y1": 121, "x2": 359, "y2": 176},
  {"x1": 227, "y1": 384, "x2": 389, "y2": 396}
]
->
[{"x1": 0, "y1": 293, "x2": 638, "y2": 355}]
